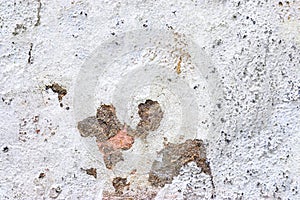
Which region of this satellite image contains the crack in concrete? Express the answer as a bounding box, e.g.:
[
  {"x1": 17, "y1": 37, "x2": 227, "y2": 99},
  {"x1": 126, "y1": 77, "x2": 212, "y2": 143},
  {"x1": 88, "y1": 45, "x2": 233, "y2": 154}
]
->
[
  {"x1": 28, "y1": 43, "x2": 33, "y2": 64},
  {"x1": 35, "y1": 0, "x2": 42, "y2": 26}
]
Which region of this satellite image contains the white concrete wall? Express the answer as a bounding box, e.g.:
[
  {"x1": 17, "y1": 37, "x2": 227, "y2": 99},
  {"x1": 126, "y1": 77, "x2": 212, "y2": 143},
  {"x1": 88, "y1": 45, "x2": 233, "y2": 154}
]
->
[{"x1": 0, "y1": 0, "x2": 299, "y2": 199}]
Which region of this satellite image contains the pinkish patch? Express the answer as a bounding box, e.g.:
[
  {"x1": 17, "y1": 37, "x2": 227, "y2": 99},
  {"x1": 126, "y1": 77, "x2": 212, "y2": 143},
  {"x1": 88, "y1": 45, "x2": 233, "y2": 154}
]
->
[
  {"x1": 97, "y1": 126, "x2": 134, "y2": 152},
  {"x1": 106, "y1": 126, "x2": 134, "y2": 150}
]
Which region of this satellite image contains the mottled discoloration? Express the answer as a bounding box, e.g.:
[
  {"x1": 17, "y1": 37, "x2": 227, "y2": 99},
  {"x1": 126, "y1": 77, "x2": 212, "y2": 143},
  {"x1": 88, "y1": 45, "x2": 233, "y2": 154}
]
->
[
  {"x1": 78, "y1": 104, "x2": 136, "y2": 169},
  {"x1": 98, "y1": 126, "x2": 134, "y2": 169},
  {"x1": 96, "y1": 105, "x2": 123, "y2": 139},
  {"x1": 77, "y1": 100, "x2": 163, "y2": 169},
  {"x1": 148, "y1": 139, "x2": 212, "y2": 187},
  {"x1": 77, "y1": 101, "x2": 213, "y2": 198},
  {"x1": 101, "y1": 126, "x2": 134, "y2": 150},
  {"x1": 112, "y1": 177, "x2": 130, "y2": 195},
  {"x1": 2, "y1": 0, "x2": 300, "y2": 199},
  {"x1": 136, "y1": 100, "x2": 163, "y2": 138},
  {"x1": 103, "y1": 150, "x2": 124, "y2": 170}
]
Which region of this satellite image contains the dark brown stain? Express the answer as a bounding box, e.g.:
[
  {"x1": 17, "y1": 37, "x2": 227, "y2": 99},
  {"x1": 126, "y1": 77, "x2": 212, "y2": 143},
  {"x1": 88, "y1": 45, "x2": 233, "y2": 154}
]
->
[
  {"x1": 112, "y1": 177, "x2": 130, "y2": 195},
  {"x1": 85, "y1": 168, "x2": 97, "y2": 178},
  {"x1": 38, "y1": 172, "x2": 46, "y2": 178},
  {"x1": 46, "y1": 83, "x2": 67, "y2": 102},
  {"x1": 96, "y1": 105, "x2": 123, "y2": 139},
  {"x1": 136, "y1": 100, "x2": 163, "y2": 138}
]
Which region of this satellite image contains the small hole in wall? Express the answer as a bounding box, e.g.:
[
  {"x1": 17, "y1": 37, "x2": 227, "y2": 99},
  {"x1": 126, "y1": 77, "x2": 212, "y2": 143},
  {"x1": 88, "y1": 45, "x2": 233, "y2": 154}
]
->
[{"x1": 2, "y1": 146, "x2": 9, "y2": 153}]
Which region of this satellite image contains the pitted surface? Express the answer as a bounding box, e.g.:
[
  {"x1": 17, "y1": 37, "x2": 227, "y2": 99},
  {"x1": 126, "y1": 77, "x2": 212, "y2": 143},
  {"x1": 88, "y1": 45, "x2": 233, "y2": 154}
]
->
[{"x1": 0, "y1": 0, "x2": 299, "y2": 199}]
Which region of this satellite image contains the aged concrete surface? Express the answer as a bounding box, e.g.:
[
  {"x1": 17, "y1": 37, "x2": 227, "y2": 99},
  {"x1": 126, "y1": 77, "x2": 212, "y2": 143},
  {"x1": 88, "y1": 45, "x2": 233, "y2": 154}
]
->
[{"x1": 0, "y1": 0, "x2": 299, "y2": 199}]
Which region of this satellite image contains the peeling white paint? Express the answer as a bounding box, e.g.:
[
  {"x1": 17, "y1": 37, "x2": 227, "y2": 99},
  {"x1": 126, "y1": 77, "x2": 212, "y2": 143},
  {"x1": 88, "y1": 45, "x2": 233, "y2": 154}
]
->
[{"x1": 0, "y1": 0, "x2": 299, "y2": 199}]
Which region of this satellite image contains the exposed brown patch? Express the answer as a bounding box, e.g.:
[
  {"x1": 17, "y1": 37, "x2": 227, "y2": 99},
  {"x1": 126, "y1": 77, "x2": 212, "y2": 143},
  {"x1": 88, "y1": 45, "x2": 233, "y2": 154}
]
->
[
  {"x1": 148, "y1": 139, "x2": 213, "y2": 188},
  {"x1": 112, "y1": 177, "x2": 130, "y2": 195},
  {"x1": 85, "y1": 168, "x2": 97, "y2": 178},
  {"x1": 78, "y1": 100, "x2": 163, "y2": 169},
  {"x1": 46, "y1": 83, "x2": 67, "y2": 102},
  {"x1": 77, "y1": 102, "x2": 215, "y2": 198},
  {"x1": 97, "y1": 126, "x2": 134, "y2": 169},
  {"x1": 104, "y1": 126, "x2": 134, "y2": 150},
  {"x1": 136, "y1": 100, "x2": 163, "y2": 138},
  {"x1": 78, "y1": 105, "x2": 124, "y2": 142},
  {"x1": 96, "y1": 105, "x2": 123, "y2": 139},
  {"x1": 78, "y1": 105, "x2": 135, "y2": 169},
  {"x1": 78, "y1": 116, "x2": 107, "y2": 140}
]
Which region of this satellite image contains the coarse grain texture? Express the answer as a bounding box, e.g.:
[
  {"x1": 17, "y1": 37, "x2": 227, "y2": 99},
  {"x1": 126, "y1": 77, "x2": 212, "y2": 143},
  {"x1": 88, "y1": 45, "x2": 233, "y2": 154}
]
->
[{"x1": 0, "y1": 0, "x2": 299, "y2": 199}]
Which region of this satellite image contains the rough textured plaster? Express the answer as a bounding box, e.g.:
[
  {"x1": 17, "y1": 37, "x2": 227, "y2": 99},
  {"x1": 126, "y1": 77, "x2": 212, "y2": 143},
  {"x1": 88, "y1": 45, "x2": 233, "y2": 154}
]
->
[{"x1": 0, "y1": 0, "x2": 299, "y2": 199}]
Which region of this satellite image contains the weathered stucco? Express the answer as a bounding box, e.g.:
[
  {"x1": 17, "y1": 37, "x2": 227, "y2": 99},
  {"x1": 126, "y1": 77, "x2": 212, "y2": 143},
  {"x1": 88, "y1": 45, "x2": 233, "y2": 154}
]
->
[{"x1": 0, "y1": 0, "x2": 299, "y2": 199}]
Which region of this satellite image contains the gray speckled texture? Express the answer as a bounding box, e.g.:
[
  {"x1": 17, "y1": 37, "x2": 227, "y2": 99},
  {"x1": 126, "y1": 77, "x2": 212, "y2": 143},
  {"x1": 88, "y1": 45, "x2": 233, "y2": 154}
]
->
[{"x1": 0, "y1": 0, "x2": 299, "y2": 199}]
